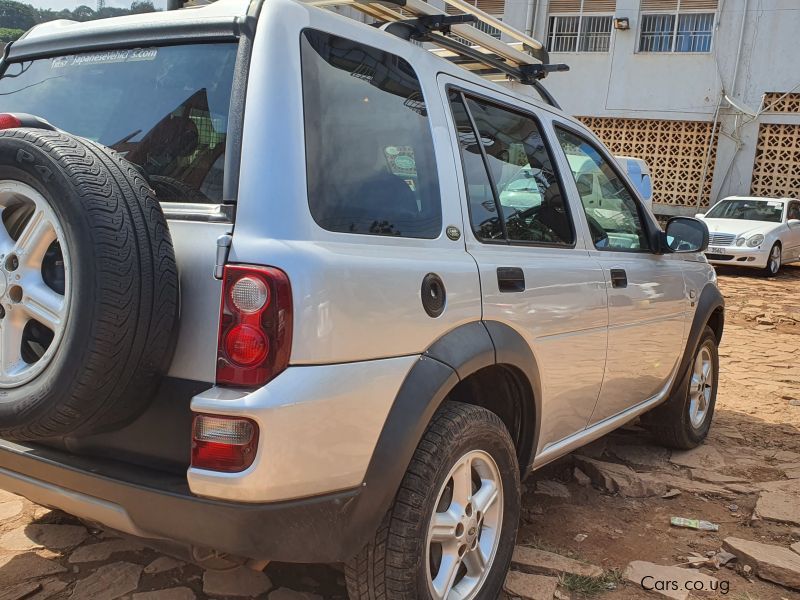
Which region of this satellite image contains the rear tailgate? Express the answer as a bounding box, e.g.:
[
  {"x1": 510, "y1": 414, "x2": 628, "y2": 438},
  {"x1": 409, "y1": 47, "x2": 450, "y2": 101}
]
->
[{"x1": 0, "y1": 40, "x2": 242, "y2": 470}]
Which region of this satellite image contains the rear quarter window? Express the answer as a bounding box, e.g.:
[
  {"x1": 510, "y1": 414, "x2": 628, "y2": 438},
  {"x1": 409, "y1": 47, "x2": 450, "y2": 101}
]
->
[{"x1": 300, "y1": 29, "x2": 442, "y2": 239}]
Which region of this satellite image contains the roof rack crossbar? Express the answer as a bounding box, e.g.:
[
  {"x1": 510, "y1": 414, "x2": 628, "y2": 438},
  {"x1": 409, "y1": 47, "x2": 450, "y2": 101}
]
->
[{"x1": 301, "y1": 0, "x2": 568, "y2": 101}]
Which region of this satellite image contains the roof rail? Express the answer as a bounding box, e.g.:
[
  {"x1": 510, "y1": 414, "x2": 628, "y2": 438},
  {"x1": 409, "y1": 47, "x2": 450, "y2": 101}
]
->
[{"x1": 301, "y1": 0, "x2": 568, "y2": 102}]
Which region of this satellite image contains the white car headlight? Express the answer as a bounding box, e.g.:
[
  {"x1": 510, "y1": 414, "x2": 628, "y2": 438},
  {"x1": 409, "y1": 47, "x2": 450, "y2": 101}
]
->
[
  {"x1": 747, "y1": 234, "x2": 765, "y2": 247},
  {"x1": 735, "y1": 237, "x2": 746, "y2": 246}
]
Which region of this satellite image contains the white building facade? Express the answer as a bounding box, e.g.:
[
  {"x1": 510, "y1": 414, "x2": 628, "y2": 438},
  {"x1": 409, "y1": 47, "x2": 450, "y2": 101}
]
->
[{"x1": 407, "y1": 0, "x2": 800, "y2": 213}]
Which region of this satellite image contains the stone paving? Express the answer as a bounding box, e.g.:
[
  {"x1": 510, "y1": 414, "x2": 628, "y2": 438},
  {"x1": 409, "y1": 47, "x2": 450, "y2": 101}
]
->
[{"x1": 0, "y1": 265, "x2": 798, "y2": 599}]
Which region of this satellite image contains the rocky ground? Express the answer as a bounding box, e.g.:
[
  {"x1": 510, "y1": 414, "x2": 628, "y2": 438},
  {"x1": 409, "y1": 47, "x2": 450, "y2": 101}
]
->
[{"x1": 0, "y1": 265, "x2": 799, "y2": 600}]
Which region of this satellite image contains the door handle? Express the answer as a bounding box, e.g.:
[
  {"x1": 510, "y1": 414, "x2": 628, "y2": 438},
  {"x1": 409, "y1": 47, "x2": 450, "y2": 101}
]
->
[
  {"x1": 497, "y1": 267, "x2": 525, "y2": 293},
  {"x1": 610, "y1": 268, "x2": 627, "y2": 289}
]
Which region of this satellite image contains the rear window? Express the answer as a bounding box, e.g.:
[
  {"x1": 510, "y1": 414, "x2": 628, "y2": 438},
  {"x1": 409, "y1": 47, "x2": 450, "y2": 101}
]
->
[
  {"x1": 0, "y1": 44, "x2": 237, "y2": 203},
  {"x1": 300, "y1": 29, "x2": 442, "y2": 239}
]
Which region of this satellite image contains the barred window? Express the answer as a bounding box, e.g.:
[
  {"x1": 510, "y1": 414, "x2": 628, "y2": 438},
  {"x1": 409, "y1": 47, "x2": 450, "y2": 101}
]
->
[
  {"x1": 547, "y1": 15, "x2": 580, "y2": 52},
  {"x1": 639, "y1": 14, "x2": 676, "y2": 52},
  {"x1": 580, "y1": 16, "x2": 613, "y2": 52},
  {"x1": 547, "y1": 14, "x2": 612, "y2": 53},
  {"x1": 639, "y1": 3, "x2": 715, "y2": 53},
  {"x1": 676, "y1": 13, "x2": 714, "y2": 52}
]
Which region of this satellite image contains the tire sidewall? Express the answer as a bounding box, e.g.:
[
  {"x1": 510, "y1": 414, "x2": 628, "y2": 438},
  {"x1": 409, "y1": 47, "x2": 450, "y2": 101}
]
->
[
  {"x1": 0, "y1": 142, "x2": 99, "y2": 425},
  {"x1": 682, "y1": 329, "x2": 719, "y2": 444},
  {"x1": 414, "y1": 416, "x2": 521, "y2": 600}
]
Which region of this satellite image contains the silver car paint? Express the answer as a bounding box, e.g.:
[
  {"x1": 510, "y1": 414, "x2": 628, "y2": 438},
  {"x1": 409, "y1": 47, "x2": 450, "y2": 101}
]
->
[
  {"x1": 180, "y1": 0, "x2": 716, "y2": 502},
  {"x1": 189, "y1": 355, "x2": 417, "y2": 502},
  {"x1": 229, "y1": 0, "x2": 482, "y2": 365},
  {"x1": 0, "y1": 0, "x2": 709, "y2": 506},
  {"x1": 0, "y1": 0, "x2": 719, "y2": 508},
  {"x1": 437, "y1": 74, "x2": 609, "y2": 454},
  {"x1": 164, "y1": 219, "x2": 227, "y2": 383},
  {"x1": 588, "y1": 251, "x2": 688, "y2": 424}
]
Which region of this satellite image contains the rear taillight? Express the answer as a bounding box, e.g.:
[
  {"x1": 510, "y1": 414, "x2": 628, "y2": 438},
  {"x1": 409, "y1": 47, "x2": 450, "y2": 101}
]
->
[
  {"x1": 191, "y1": 414, "x2": 258, "y2": 472},
  {"x1": 0, "y1": 114, "x2": 22, "y2": 130},
  {"x1": 216, "y1": 265, "x2": 292, "y2": 387}
]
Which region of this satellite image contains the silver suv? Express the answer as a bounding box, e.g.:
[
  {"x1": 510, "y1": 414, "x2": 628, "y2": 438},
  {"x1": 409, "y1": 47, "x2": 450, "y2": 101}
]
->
[{"x1": 0, "y1": 0, "x2": 723, "y2": 598}]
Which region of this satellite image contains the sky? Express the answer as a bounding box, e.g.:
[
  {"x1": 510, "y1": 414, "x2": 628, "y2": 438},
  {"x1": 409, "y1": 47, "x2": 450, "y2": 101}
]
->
[{"x1": 24, "y1": 0, "x2": 167, "y2": 10}]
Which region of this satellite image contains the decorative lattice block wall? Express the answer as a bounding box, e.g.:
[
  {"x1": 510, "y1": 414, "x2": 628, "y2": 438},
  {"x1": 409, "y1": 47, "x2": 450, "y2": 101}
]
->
[
  {"x1": 751, "y1": 123, "x2": 800, "y2": 199},
  {"x1": 578, "y1": 116, "x2": 718, "y2": 207},
  {"x1": 763, "y1": 93, "x2": 800, "y2": 114}
]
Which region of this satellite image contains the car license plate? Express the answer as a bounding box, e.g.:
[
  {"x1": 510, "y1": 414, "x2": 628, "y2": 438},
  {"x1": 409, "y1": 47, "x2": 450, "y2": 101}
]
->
[{"x1": 708, "y1": 246, "x2": 727, "y2": 255}]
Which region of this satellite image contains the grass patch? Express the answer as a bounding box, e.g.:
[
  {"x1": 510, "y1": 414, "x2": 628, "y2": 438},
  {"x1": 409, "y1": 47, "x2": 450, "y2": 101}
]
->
[{"x1": 559, "y1": 570, "x2": 623, "y2": 597}]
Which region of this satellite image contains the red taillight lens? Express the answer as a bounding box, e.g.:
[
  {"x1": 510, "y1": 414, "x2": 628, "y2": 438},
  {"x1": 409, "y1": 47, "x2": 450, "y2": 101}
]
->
[
  {"x1": 216, "y1": 265, "x2": 292, "y2": 387},
  {"x1": 0, "y1": 114, "x2": 22, "y2": 130},
  {"x1": 191, "y1": 414, "x2": 259, "y2": 472},
  {"x1": 224, "y1": 324, "x2": 269, "y2": 366}
]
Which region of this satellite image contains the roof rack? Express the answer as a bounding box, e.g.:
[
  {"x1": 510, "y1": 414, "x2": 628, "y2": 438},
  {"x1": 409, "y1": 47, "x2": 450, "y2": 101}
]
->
[{"x1": 301, "y1": 0, "x2": 568, "y2": 106}]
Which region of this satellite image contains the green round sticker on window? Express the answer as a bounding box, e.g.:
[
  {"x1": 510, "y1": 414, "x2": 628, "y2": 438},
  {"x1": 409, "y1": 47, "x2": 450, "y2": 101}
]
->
[{"x1": 394, "y1": 155, "x2": 416, "y2": 170}]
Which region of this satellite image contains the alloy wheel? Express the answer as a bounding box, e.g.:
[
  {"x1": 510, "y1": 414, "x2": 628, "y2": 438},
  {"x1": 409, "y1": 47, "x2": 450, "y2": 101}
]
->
[
  {"x1": 0, "y1": 180, "x2": 70, "y2": 388},
  {"x1": 768, "y1": 245, "x2": 781, "y2": 275},
  {"x1": 688, "y1": 345, "x2": 713, "y2": 429},
  {"x1": 425, "y1": 449, "x2": 503, "y2": 600}
]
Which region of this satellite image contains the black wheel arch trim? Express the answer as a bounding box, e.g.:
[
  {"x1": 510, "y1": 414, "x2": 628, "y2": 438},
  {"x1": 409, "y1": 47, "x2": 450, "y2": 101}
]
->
[
  {"x1": 342, "y1": 320, "x2": 542, "y2": 559},
  {"x1": 665, "y1": 283, "x2": 724, "y2": 403}
]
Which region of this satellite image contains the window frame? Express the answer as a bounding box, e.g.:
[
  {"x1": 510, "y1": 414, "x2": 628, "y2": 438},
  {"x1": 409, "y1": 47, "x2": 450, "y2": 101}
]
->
[
  {"x1": 298, "y1": 27, "x2": 443, "y2": 240},
  {"x1": 552, "y1": 121, "x2": 657, "y2": 254},
  {"x1": 637, "y1": 8, "x2": 716, "y2": 54},
  {"x1": 547, "y1": 11, "x2": 614, "y2": 54},
  {"x1": 446, "y1": 85, "x2": 578, "y2": 249}
]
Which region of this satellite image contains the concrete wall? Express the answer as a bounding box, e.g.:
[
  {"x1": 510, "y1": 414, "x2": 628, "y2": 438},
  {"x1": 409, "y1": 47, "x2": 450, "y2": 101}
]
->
[{"x1": 496, "y1": 0, "x2": 800, "y2": 205}]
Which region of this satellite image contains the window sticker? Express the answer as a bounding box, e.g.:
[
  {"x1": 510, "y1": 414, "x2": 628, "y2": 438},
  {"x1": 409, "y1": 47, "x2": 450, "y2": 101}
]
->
[{"x1": 52, "y1": 48, "x2": 158, "y2": 69}]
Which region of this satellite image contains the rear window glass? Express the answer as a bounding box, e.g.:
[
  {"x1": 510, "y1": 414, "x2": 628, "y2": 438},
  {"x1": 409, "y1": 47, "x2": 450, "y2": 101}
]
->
[
  {"x1": 0, "y1": 44, "x2": 237, "y2": 203},
  {"x1": 300, "y1": 29, "x2": 442, "y2": 239}
]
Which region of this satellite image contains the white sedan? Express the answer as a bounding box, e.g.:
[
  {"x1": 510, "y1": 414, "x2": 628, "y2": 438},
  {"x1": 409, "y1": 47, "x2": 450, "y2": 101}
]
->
[{"x1": 697, "y1": 196, "x2": 800, "y2": 276}]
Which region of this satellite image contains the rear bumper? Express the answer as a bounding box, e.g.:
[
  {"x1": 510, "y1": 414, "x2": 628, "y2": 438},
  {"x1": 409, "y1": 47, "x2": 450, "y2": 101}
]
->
[{"x1": 0, "y1": 439, "x2": 364, "y2": 563}]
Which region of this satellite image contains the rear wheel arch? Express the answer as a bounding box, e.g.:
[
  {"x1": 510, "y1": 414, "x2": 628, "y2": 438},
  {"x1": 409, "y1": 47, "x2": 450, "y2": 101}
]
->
[
  {"x1": 423, "y1": 320, "x2": 541, "y2": 472},
  {"x1": 343, "y1": 321, "x2": 541, "y2": 559}
]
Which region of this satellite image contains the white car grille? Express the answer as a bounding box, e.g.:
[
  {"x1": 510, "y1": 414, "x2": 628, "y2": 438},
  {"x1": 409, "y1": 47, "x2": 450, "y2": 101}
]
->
[{"x1": 709, "y1": 232, "x2": 736, "y2": 246}]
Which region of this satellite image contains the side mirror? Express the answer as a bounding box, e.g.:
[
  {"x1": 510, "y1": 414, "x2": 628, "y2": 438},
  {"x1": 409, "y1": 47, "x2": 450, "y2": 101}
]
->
[
  {"x1": 789, "y1": 219, "x2": 800, "y2": 227},
  {"x1": 663, "y1": 216, "x2": 708, "y2": 253},
  {"x1": 695, "y1": 213, "x2": 705, "y2": 218}
]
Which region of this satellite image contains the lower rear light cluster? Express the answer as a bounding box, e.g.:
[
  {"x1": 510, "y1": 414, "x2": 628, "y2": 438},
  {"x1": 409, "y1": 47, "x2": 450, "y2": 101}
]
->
[
  {"x1": 216, "y1": 265, "x2": 292, "y2": 386},
  {"x1": 191, "y1": 414, "x2": 258, "y2": 472}
]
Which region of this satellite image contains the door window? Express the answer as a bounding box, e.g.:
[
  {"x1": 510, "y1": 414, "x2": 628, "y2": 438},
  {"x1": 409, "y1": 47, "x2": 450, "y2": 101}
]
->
[
  {"x1": 300, "y1": 29, "x2": 441, "y2": 239},
  {"x1": 555, "y1": 127, "x2": 650, "y2": 251},
  {"x1": 449, "y1": 91, "x2": 574, "y2": 246}
]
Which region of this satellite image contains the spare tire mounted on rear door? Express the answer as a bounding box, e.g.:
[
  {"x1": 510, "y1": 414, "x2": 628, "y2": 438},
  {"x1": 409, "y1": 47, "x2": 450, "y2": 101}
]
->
[{"x1": 0, "y1": 128, "x2": 179, "y2": 440}]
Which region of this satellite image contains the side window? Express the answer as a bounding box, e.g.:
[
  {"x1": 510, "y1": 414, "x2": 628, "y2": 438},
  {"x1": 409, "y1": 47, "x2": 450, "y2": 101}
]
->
[
  {"x1": 300, "y1": 30, "x2": 441, "y2": 238},
  {"x1": 449, "y1": 92, "x2": 574, "y2": 246},
  {"x1": 788, "y1": 201, "x2": 800, "y2": 221},
  {"x1": 554, "y1": 127, "x2": 650, "y2": 251}
]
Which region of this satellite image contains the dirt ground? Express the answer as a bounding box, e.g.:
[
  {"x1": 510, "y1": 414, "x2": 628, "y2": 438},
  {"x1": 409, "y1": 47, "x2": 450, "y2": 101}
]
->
[{"x1": 0, "y1": 265, "x2": 798, "y2": 600}]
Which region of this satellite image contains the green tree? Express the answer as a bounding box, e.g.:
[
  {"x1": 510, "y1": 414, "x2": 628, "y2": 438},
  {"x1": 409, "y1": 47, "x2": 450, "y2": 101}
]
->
[
  {"x1": 71, "y1": 4, "x2": 95, "y2": 21},
  {"x1": 130, "y1": 0, "x2": 155, "y2": 13},
  {"x1": 0, "y1": 26, "x2": 24, "y2": 44},
  {"x1": 0, "y1": 0, "x2": 36, "y2": 30}
]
